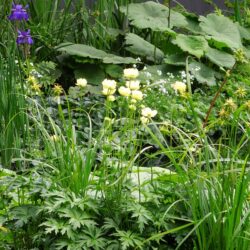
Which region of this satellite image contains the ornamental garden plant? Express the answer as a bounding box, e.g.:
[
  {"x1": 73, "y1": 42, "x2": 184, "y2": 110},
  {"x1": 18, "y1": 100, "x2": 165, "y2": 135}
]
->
[{"x1": 0, "y1": 1, "x2": 250, "y2": 249}]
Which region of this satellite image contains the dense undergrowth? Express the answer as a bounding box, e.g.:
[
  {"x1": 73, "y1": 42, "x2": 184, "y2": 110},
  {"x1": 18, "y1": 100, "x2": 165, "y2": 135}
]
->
[{"x1": 0, "y1": 1, "x2": 250, "y2": 249}]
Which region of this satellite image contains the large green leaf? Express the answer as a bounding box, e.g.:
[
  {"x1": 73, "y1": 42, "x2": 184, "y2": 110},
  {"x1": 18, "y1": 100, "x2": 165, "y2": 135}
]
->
[
  {"x1": 103, "y1": 55, "x2": 137, "y2": 64},
  {"x1": 57, "y1": 43, "x2": 137, "y2": 64},
  {"x1": 119, "y1": 1, "x2": 186, "y2": 33},
  {"x1": 125, "y1": 33, "x2": 164, "y2": 62},
  {"x1": 205, "y1": 47, "x2": 235, "y2": 68},
  {"x1": 57, "y1": 43, "x2": 107, "y2": 60},
  {"x1": 199, "y1": 14, "x2": 242, "y2": 49},
  {"x1": 173, "y1": 34, "x2": 208, "y2": 58},
  {"x1": 164, "y1": 53, "x2": 187, "y2": 66},
  {"x1": 189, "y1": 61, "x2": 217, "y2": 86}
]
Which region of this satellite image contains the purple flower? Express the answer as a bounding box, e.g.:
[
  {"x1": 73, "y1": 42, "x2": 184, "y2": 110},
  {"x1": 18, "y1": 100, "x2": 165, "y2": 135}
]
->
[
  {"x1": 8, "y1": 3, "x2": 29, "y2": 21},
  {"x1": 17, "y1": 29, "x2": 33, "y2": 45}
]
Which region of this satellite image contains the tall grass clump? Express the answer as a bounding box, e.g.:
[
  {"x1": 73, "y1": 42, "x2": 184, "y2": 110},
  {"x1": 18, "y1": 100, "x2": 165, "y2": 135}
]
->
[{"x1": 0, "y1": 43, "x2": 26, "y2": 168}]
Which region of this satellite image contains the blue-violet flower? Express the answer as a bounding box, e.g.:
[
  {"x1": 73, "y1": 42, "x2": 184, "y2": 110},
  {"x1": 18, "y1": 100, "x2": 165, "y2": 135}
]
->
[
  {"x1": 17, "y1": 29, "x2": 33, "y2": 45},
  {"x1": 8, "y1": 3, "x2": 29, "y2": 21}
]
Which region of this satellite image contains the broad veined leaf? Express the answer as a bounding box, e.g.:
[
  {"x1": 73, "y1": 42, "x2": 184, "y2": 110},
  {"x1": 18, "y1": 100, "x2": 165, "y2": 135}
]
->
[
  {"x1": 243, "y1": 46, "x2": 250, "y2": 59},
  {"x1": 164, "y1": 53, "x2": 187, "y2": 66},
  {"x1": 237, "y1": 23, "x2": 250, "y2": 40},
  {"x1": 173, "y1": 34, "x2": 208, "y2": 58},
  {"x1": 205, "y1": 47, "x2": 235, "y2": 68},
  {"x1": 57, "y1": 43, "x2": 137, "y2": 64},
  {"x1": 120, "y1": 1, "x2": 186, "y2": 33},
  {"x1": 57, "y1": 43, "x2": 107, "y2": 60},
  {"x1": 189, "y1": 61, "x2": 217, "y2": 86},
  {"x1": 125, "y1": 33, "x2": 165, "y2": 62},
  {"x1": 199, "y1": 14, "x2": 242, "y2": 49},
  {"x1": 103, "y1": 55, "x2": 137, "y2": 64}
]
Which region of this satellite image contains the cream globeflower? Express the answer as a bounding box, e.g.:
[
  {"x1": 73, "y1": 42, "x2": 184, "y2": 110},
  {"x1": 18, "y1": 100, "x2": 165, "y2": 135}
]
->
[
  {"x1": 102, "y1": 79, "x2": 117, "y2": 90},
  {"x1": 125, "y1": 80, "x2": 140, "y2": 90},
  {"x1": 102, "y1": 79, "x2": 117, "y2": 96},
  {"x1": 171, "y1": 81, "x2": 186, "y2": 94},
  {"x1": 107, "y1": 95, "x2": 116, "y2": 102},
  {"x1": 118, "y1": 86, "x2": 131, "y2": 97},
  {"x1": 131, "y1": 90, "x2": 143, "y2": 101},
  {"x1": 140, "y1": 116, "x2": 149, "y2": 124},
  {"x1": 102, "y1": 88, "x2": 116, "y2": 96},
  {"x1": 129, "y1": 104, "x2": 136, "y2": 111},
  {"x1": 141, "y1": 107, "x2": 157, "y2": 118},
  {"x1": 123, "y1": 68, "x2": 139, "y2": 80},
  {"x1": 76, "y1": 78, "x2": 87, "y2": 88}
]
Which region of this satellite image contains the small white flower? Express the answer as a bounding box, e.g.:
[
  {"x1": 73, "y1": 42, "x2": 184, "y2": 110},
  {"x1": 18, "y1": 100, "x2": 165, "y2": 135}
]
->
[
  {"x1": 126, "y1": 80, "x2": 140, "y2": 90},
  {"x1": 123, "y1": 68, "x2": 139, "y2": 80},
  {"x1": 144, "y1": 72, "x2": 152, "y2": 78},
  {"x1": 131, "y1": 90, "x2": 143, "y2": 100},
  {"x1": 157, "y1": 70, "x2": 162, "y2": 76},
  {"x1": 76, "y1": 78, "x2": 87, "y2": 88},
  {"x1": 136, "y1": 57, "x2": 141, "y2": 62},
  {"x1": 118, "y1": 86, "x2": 131, "y2": 97}
]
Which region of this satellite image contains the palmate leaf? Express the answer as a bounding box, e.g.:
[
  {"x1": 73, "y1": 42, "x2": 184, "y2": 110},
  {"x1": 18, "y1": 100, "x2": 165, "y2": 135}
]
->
[
  {"x1": 10, "y1": 205, "x2": 39, "y2": 228},
  {"x1": 113, "y1": 230, "x2": 143, "y2": 250},
  {"x1": 128, "y1": 203, "x2": 153, "y2": 233},
  {"x1": 58, "y1": 207, "x2": 96, "y2": 230},
  {"x1": 205, "y1": 47, "x2": 235, "y2": 68},
  {"x1": 125, "y1": 33, "x2": 164, "y2": 62},
  {"x1": 172, "y1": 34, "x2": 208, "y2": 59},
  {"x1": 199, "y1": 14, "x2": 242, "y2": 49},
  {"x1": 120, "y1": 1, "x2": 186, "y2": 33},
  {"x1": 41, "y1": 218, "x2": 65, "y2": 235}
]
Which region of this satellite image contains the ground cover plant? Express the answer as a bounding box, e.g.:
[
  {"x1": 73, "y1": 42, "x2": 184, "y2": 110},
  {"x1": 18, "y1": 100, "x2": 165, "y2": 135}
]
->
[{"x1": 0, "y1": 0, "x2": 250, "y2": 249}]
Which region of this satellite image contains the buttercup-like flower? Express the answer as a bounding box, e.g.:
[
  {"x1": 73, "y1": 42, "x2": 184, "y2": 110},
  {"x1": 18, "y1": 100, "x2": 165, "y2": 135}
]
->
[
  {"x1": 140, "y1": 116, "x2": 149, "y2": 124},
  {"x1": 107, "y1": 95, "x2": 116, "y2": 102},
  {"x1": 16, "y1": 29, "x2": 33, "y2": 45},
  {"x1": 102, "y1": 79, "x2": 116, "y2": 90},
  {"x1": 171, "y1": 81, "x2": 186, "y2": 94},
  {"x1": 118, "y1": 86, "x2": 131, "y2": 97},
  {"x1": 129, "y1": 104, "x2": 136, "y2": 111},
  {"x1": 8, "y1": 3, "x2": 29, "y2": 21},
  {"x1": 76, "y1": 78, "x2": 87, "y2": 88},
  {"x1": 131, "y1": 90, "x2": 143, "y2": 101},
  {"x1": 125, "y1": 80, "x2": 140, "y2": 90},
  {"x1": 123, "y1": 68, "x2": 139, "y2": 80},
  {"x1": 141, "y1": 107, "x2": 157, "y2": 118}
]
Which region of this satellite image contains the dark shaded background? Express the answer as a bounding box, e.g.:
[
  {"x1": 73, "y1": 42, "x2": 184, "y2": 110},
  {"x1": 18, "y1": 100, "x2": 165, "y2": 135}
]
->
[{"x1": 85, "y1": 0, "x2": 229, "y2": 15}]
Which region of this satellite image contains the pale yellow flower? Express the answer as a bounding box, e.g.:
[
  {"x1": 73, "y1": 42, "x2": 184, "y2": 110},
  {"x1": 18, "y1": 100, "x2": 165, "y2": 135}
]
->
[
  {"x1": 141, "y1": 107, "x2": 157, "y2": 118},
  {"x1": 224, "y1": 98, "x2": 237, "y2": 111},
  {"x1": 129, "y1": 104, "x2": 136, "y2": 111},
  {"x1": 118, "y1": 86, "x2": 131, "y2": 97},
  {"x1": 123, "y1": 68, "x2": 139, "y2": 80},
  {"x1": 140, "y1": 116, "x2": 149, "y2": 124},
  {"x1": 126, "y1": 80, "x2": 140, "y2": 90},
  {"x1": 53, "y1": 84, "x2": 63, "y2": 96},
  {"x1": 131, "y1": 90, "x2": 143, "y2": 101},
  {"x1": 102, "y1": 88, "x2": 116, "y2": 96},
  {"x1": 107, "y1": 95, "x2": 116, "y2": 102},
  {"x1": 102, "y1": 79, "x2": 117, "y2": 90},
  {"x1": 76, "y1": 78, "x2": 87, "y2": 88},
  {"x1": 171, "y1": 81, "x2": 186, "y2": 94}
]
